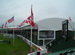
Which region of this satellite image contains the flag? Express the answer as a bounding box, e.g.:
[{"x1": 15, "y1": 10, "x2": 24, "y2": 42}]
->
[
  {"x1": 69, "y1": 17, "x2": 72, "y2": 21},
  {"x1": 25, "y1": 20, "x2": 28, "y2": 23},
  {"x1": 18, "y1": 25, "x2": 21, "y2": 27},
  {"x1": 30, "y1": 5, "x2": 34, "y2": 27},
  {"x1": 30, "y1": 20, "x2": 34, "y2": 27},
  {"x1": 5, "y1": 22, "x2": 7, "y2": 28},
  {"x1": 27, "y1": 15, "x2": 34, "y2": 27},
  {"x1": 27, "y1": 15, "x2": 31, "y2": 23},
  {"x1": 27, "y1": 5, "x2": 34, "y2": 27},
  {"x1": 8, "y1": 16, "x2": 14, "y2": 23},
  {"x1": 21, "y1": 20, "x2": 26, "y2": 24},
  {"x1": 19, "y1": 21, "x2": 24, "y2": 26},
  {"x1": 19, "y1": 20, "x2": 27, "y2": 27}
]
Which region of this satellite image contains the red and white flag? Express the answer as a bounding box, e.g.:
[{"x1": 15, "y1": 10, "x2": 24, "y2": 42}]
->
[
  {"x1": 19, "y1": 20, "x2": 25, "y2": 26},
  {"x1": 27, "y1": 15, "x2": 31, "y2": 23},
  {"x1": 19, "y1": 19, "x2": 29, "y2": 27},
  {"x1": 8, "y1": 16, "x2": 14, "y2": 23},
  {"x1": 25, "y1": 20, "x2": 28, "y2": 23},
  {"x1": 27, "y1": 5, "x2": 35, "y2": 27}
]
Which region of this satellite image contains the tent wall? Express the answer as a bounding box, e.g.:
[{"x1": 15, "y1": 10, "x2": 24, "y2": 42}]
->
[{"x1": 47, "y1": 30, "x2": 74, "y2": 52}]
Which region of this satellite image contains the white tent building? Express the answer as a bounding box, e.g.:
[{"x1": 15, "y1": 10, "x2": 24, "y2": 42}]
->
[
  {"x1": 22, "y1": 18, "x2": 75, "y2": 46},
  {"x1": 35, "y1": 18, "x2": 75, "y2": 40}
]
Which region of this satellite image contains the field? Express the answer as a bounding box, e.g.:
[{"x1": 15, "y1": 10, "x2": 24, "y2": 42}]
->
[{"x1": 0, "y1": 34, "x2": 30, "y2": 55}]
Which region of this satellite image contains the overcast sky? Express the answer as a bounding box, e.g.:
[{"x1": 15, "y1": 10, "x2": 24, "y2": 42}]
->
[{"x1": 0, "y1": 0, "x2": 75, "y2": 27}]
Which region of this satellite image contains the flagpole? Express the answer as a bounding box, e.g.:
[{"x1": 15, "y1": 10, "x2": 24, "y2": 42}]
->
[
  {"x1": 2, "y1": 24, "x2": 4, "y2": 34},
  {"x1": 13, "y1": 16, "x2": 15, "y2": 45},
  {"x1": 30, "y1": 25, "x2": 32, "y2": 52},
  {"x1": 37, "y1": 24, "x2": 39, "y2": 46},
  {"x1": 30, "y1": 5, "x2": 34, "y2": 52},
  {"x1": 6, "y1": 22, "x2": 8, "y2": 34}
]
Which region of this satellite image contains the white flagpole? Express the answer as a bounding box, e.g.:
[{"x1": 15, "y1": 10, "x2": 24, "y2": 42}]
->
[
  {"x1": 37, "y1": 24, "x2": 39, "y2": 45},
  {"x1": 30, "y1": 25, "x2": 32, "y2": 52},
  {"x1": 2, "y1": 24, "x2": 4, "y2": 34},
  {"x1": 30, "y1": 5, "x2": 33, "y2": 53},
  {"x1": 6, "y1": 23, "x2": 8, "y2": 34},
  {"x1": 13, "y1": 16, "x2": 15, "y2": 45}
]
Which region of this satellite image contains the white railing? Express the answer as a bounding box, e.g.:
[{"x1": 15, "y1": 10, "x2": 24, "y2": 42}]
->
[{"x1": 17, "y1": 35, "x2": 48, "y2": 55}]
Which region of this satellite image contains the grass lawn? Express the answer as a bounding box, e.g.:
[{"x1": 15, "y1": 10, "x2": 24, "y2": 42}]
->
[{"x1": 0, "y1": 34, "x2": 30, "y2": 55}]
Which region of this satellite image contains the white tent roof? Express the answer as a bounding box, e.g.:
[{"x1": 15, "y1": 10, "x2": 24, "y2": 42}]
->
[
  {"x1": 36, "y1": 18, "x2": 75, "y2": 31},
  {"x1": 22, "y1": 18, "x2": 75, "y2": 31}
]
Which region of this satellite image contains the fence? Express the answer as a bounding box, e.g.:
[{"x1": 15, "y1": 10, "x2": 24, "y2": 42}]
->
[{"x1": 17, "y1": 35, "x2": 48, "y2": 55}]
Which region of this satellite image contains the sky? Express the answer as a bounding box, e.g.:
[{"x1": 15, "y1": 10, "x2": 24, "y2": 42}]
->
[{"x1": 0, "y1": 0, "x2": 75, "y2": 27}]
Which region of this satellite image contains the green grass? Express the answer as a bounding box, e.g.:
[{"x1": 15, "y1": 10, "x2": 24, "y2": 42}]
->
[{"x1": 0, "y1": 34, "x2": 30, "y2": 55}]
